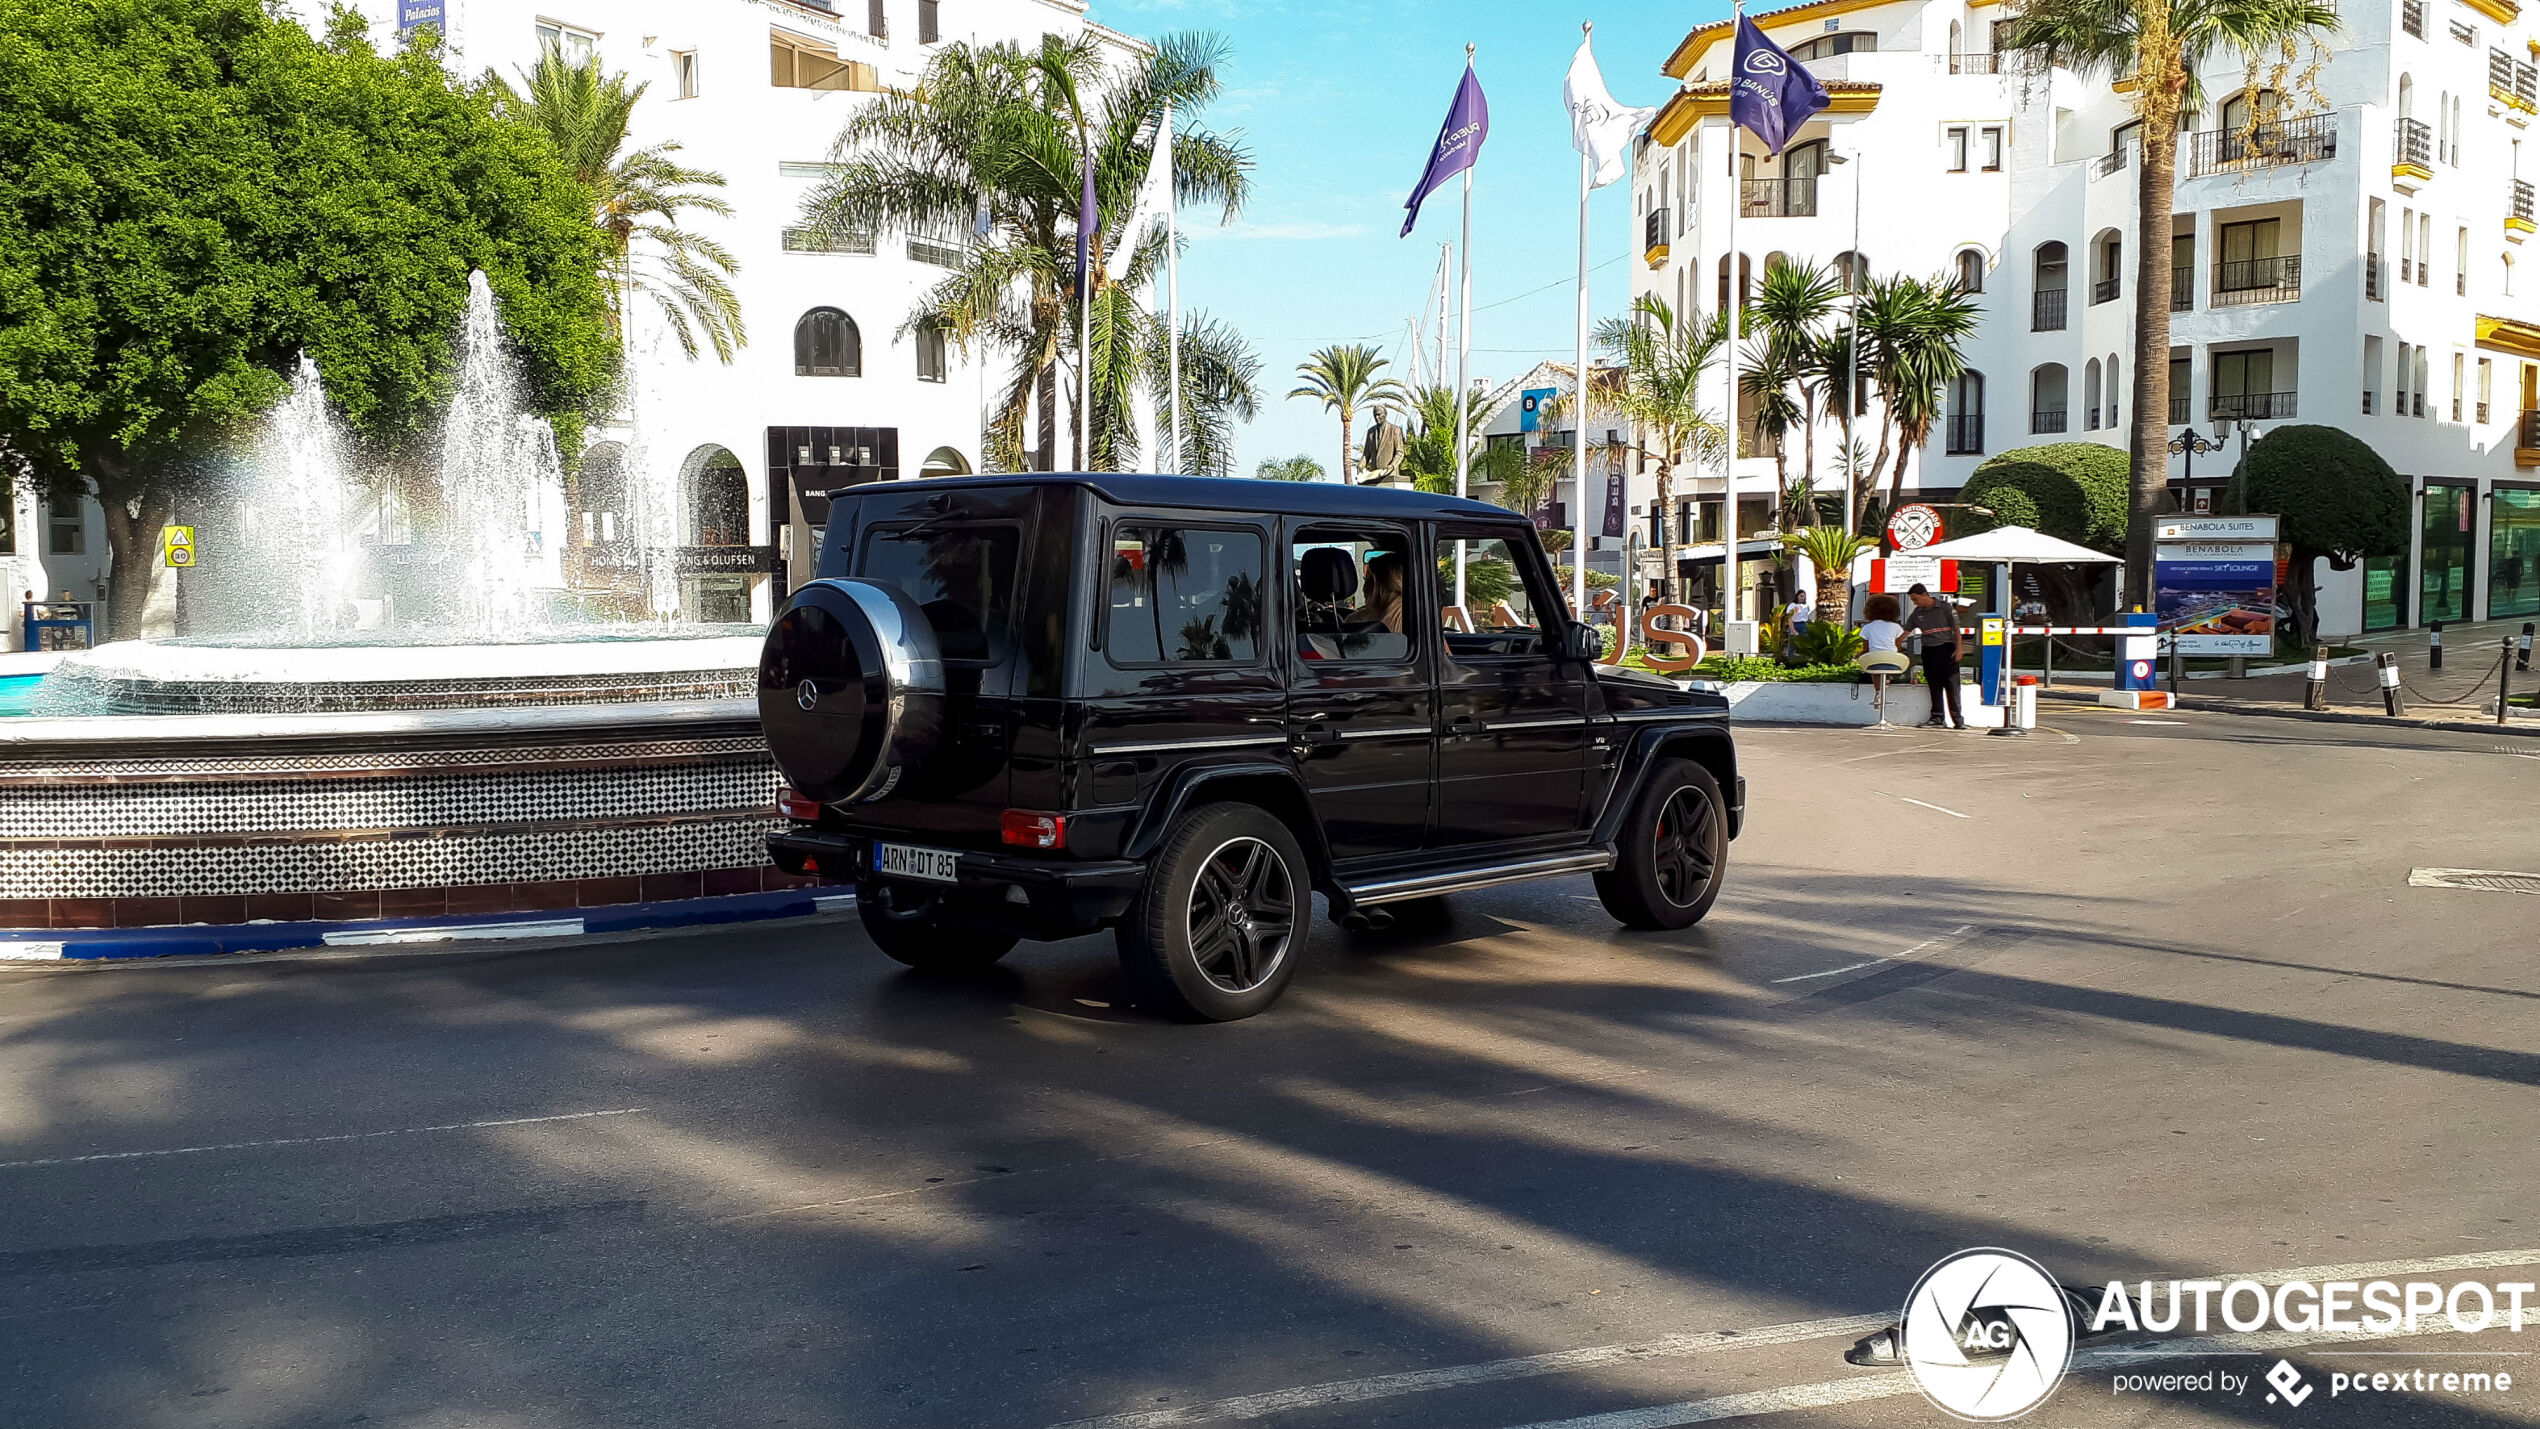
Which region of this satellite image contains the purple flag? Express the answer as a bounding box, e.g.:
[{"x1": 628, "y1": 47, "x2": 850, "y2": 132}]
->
[
  {"x1": 1076, "y1": 149, "x2": 1098, "y2": 292},
  {"x1": 1602, "y1": 470, "x2": 1627, "y2": 539},
  {"x1": 1400, "y1": 64, "x2": 1489, "y2": 237},
  {"x1": 1728, "y1": 16, "x2": 1829, "y2": 157}
]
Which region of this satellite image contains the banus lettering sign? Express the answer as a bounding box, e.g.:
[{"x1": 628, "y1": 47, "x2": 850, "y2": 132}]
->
[{"x1": 398, "y1": 1, "x2": 444, "y2": 38}]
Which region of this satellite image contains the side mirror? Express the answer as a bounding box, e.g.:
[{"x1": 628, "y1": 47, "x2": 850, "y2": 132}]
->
[{"x1": 1563, "y1": 622, "x2": 1604, "y2": 663}]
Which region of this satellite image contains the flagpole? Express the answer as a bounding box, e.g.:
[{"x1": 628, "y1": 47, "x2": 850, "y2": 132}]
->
[
  {"x1": 1078, "y1": 128, "x2": 1094, "y2": 472},
  {"x1": 1434, "y1": 243, "x2": 1451, "y2": 393},
  {"x1": 1724, "y1": 0, "x2": 1745, "y2": 631},
  {"x1": 1571, "y1": 26, "x2": 1593, "y2": 626},
  {"x1": 1163, "y1": 100, "x2": 1182, "y2": 476},
  {"x1": 1453, "y1": 46, "x2": 1475, "y2": 608}
]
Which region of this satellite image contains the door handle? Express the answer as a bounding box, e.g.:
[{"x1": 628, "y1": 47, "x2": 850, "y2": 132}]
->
[
  {"x1": 1300, "y1": 723, "x2": 1343, "y2": 746},
  {"x1": 1446, "y1": 714, "x2": 1481, "y2": 742}
]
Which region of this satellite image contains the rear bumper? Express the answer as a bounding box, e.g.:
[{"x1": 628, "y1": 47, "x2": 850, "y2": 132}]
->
[{"x1": 767, "y1": 828, "x2": 1145, "y2": 940}]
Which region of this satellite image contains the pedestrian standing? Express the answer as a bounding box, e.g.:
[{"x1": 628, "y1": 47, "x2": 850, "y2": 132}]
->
[{"x1": 1902, "y1": 583, "x2": 1965, "y2": 729}]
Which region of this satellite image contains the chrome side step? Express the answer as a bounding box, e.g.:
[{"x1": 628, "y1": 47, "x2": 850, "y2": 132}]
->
[{"x1": 1343, "y1": 848, "x2": 1616, "y2": 907}]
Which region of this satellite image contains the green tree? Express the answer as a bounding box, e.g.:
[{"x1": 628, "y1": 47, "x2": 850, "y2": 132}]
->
[
  {"x1": 1995, "y1": 0, "x2": 2339, "y2": 603},
  {"x1": 1254, "y1": 454, "x2": 1322, "y2": 482},
  {"x1": 1288, "y1": 344, "x2": 1403, "y2": 484},
  {"x1": 1958, "y1": 443, "x2": 2131, "y2": 551},
  {"x1": 1778, "y1": 525, "x2": 1878, "y2": 625},
  {"x1": 2242, "y1": 424, "x2": 2406, "y2": 646},
  {"x1": 1594, "y1": 296, "x2": 1728, "y2": 591},
  {"x1": 1397, "y1": 382, "x2": 1524, "y2": 495},
  {"x1": 803, "y1": 33, "x2": 1255, "y2": 474},
  {"x1": 1743, "y1": 255, "x2": 1842, "y2": 512},
  {"x1": 0, "y1": 0, "x2": 615, "y2": 639},
  {"x1": 1853, "y1": 271, "x2": 1981, "y2": 533},
  {"x1": 497, "y1": 47, "x2": 743, "y2": 364}
]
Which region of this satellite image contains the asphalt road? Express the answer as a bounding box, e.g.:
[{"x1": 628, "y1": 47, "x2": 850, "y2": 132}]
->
[{"x1": 3, "y1": 709, "x2": 2537, "y2": 1429}]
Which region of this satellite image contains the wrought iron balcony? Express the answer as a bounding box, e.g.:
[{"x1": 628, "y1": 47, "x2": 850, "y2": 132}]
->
[
  {"x1": 2212, "y1": 391, "x2": 2298, "y2": 421},
  {"x1": 2523, "y1": 409, "x2": 2540, "y2": 448},
  {"x1": 2092, "y1": 276, "x2": 2121, "y2": 304},
  {"x1": 2030, "y1": 407, "x2": 2069, "y2": 435},
  {"x1": 2183, "y1": 114, "x2": 2337, "y2": 178},
  {"x1": 2172, "y1": 266, "x2": 2193, "y2": 310},
  {"x1": 2091, "y1": 149, "x2": 2130, "y2": 179},
  {"x1": 2169, "y1": 395, "x2": 2191, "y2": 424},
  {"x1": 2213, "y1": 255, "x2": 2303, "y2": 305},
  {"x1": 2395, "y1": 116, "x2": 2433, "y2": 171},
  {"x1": 1644, "y1": 207, "x2": 1671, "y2": 262},
  {"x1": 1948, "y1": 52, "x2": 1999, "y2": 74},
  {"x1": 2032, "y1": 288, "x2": 2068, "y2": 331},
  {"x1": 2403, "y1": 0, "x2": 2425, "y2": 36},
  {"x1": 2515, "y1": 182, "x2": 2536, "y2": 229},
  {"x1": 1740, "y1": 178, "x2": 1818, "y2": 218},
  {"x1": 2365, "y1": 253, "x2": 2384, "y2": 301},
  {"x1": 1946, "y1": 413, "x2": 1985, "y2": 454}
]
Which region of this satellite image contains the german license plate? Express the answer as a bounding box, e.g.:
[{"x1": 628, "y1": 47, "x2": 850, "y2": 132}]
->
[{"x1": 873, "y1": 842, "x2": 960, "y2": 883}]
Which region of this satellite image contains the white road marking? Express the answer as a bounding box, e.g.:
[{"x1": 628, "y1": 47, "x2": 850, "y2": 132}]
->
[
  {"x1": 2128, "y1": 719, "x2": 2189, "y2": 726},
  {"x1": 0, "y1": 1108, "x2": 646, "y2": 1171},
  {"x1": 1044, "y1": 1313, "x2": 1898, "y2": 1429},
  {"x1": 1896, "y1": 797, "x2": 1969, "y2": 819},
  {"x1": 0, "y1": 942, "x2": 65, "y2": 961},
  {"x1": 1055, "y1": 1247, "x2": 2540, "y2": 1429},
  {"x1": 323, "y1": 918, "x2": 583, "y2": 945},
  {"x1": 1771, "y1": 925, "x2": 1976, "y2": 985}
]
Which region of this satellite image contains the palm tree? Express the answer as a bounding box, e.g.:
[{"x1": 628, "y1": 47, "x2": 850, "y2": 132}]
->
[
  {"x1": 804, "y1": 33, "x2": 1254, "y2": 472},
  {"x1": 1780, "y1": 525, "x2": 1878, "y2": 626},
  {"x1": 499, "y1": 49, "x2": 744, "y2": 364},
  {"x1": 1288, "y1": 344, "x2": 1404, "y2": 483},
  {"x1": 1594, "y1": 295, "x2": 1727, "y2": 595},
  {"x1": 1994, "y1": 0, "x2": 2338, "y2": 601},
  {"x1": 1255, "y1": 454, "x2": 1323, "y2": 481},
  {"x1": 1744, "y1": 256, "x2": 1843, "y2": 507},
  {"x1": 1394, "y1": 382, "x2": 1526, "y2": 495},
  {"x1": 1852, "y1": 272, "x2": 1981, "y2": 531}
]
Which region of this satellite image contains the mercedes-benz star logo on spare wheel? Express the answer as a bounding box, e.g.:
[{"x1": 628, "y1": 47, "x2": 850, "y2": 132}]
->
[
  {"x1": 1889, "y1": 503, "x2": 1944, "y2": 551},
  {"x1": 1900, "y1": 1248, "x2": 2074, "y2": 1422}
]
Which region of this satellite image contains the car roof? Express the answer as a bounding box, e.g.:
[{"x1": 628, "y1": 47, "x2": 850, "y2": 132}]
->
[{"x1": 831, "y1": 473, "x2": 1521, "y2": 522}]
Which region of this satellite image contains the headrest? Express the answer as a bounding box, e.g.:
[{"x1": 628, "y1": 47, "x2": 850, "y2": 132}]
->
[{"x1": 1299, "y1": 546, "x2": 1360, "y2": 603}]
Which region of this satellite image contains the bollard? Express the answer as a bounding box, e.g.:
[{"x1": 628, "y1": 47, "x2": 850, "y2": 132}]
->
[
  {"x1": 2377, "y1": 651, "x2": 2405, "y2": 716},
  {"x1": 2521, "y1": 621, "x2": 2534, "y2": 673},
  {"x1": 2504, "y1": 637, "x2": 2519, "y2": 725},
  {"x1": 2430, "y1": 619, "x2": 2444, "y2": 672},
  {"x1": 2303, "y1": 644, "x2": 2330, "y2": 711},
  {"x1": 2167, "y1": 642, "x2": 2184, "y2": 696},
  {"x1": 1990, "y1": 674, "x2": 2037, "y2": 737}
]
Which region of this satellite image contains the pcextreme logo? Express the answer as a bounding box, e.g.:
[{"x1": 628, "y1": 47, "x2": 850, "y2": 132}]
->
[{"x1": 1900, "y1": 1248, "x2": 2074, "y2": 1421}]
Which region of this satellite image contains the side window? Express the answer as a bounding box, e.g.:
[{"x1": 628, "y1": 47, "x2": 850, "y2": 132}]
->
[
  {"x1": 1435, "y1": 533, "x2": 1549, "y2": 659},
  {"x1": 1105, "y1": 525, "x2": 1265, "y2": 666},
  {"x1": 1292, "y1": 525, "x2": 1415, "y2": 663}
]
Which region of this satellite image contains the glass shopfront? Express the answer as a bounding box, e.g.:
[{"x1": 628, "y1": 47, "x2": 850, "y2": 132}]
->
[
  {"x1": 2363, "y1": 552, "x2": 2409, "y2": 630},
  {"x1": 2418, "y1": 484, "x2": 2472, "y2": 625},
  {"x1": 2492, "y1": 487, "x2": 2540, "y2": 620}
]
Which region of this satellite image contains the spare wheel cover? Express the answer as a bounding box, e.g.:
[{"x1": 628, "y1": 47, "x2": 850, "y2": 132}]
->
[{"x1": 757, "y1": 579, "x2": 946, "y2": 803}]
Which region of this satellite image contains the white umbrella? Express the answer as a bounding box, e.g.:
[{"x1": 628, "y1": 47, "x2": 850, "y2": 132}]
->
[{"x1": 1912, "y1": 525, "x2": 2120, "y2": 564}]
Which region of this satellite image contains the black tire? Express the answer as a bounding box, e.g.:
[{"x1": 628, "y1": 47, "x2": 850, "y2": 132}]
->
[
  {"x1": 1117, "y1": 803, "x2": 1309, "y2": 1021},
  {"x1": 858, "y1": 882, "x2": 1018, "y2": 972},
  {"x1": 1594, "y1": 758, "x2": 1728, "y2": 931}
]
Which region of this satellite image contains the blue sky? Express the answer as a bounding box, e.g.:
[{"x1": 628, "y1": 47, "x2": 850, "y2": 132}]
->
[{"x1": 1091, "y1": 0, "x2": 1732, "y2": 477}]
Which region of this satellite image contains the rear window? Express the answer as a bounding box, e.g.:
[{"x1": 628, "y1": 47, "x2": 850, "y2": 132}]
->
[{"x1": 858, "y1": 523, "x2": 1020, "y2": 662}]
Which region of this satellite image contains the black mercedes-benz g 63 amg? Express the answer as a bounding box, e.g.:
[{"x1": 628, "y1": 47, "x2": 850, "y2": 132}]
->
[{"x1": 759, "y1": 475, "x2": 1741, "y2": 1021}]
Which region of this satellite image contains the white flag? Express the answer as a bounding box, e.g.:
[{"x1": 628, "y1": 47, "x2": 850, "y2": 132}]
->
[
  {"x1": 1105, "y1": 106, "x2": 1175, "y2": 283},
  {"x1": 1565, "y1": 37, "x2": 1654, "y2": 190}
]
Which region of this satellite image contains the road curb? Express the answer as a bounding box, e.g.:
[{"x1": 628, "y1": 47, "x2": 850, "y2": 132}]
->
[
  {"x1": 2044, "y1": 688, "x2": 2540, "y2": 738},
  {"x1": 0, "y1": 886, "x2": 858, "y2": 962}
]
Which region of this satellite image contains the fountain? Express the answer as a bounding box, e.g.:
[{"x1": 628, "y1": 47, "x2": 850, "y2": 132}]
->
[{"x1": 0, "y1": 274, "x2": 804, "y2": 958}]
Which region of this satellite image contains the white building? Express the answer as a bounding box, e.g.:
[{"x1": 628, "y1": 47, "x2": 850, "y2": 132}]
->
[{"x1": 1629, "y1": 0, "x2": 2540, "y2": 633}]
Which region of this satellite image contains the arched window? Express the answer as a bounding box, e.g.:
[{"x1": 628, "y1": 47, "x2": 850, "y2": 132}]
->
[
  {"x1": 1955, "y1": 248, "x2": 1986, "y2": 292},
  {"x1": 2030, "y1": 364, "x2": 2070, "y2": 435},
  {"x1": 916, "y1": 321, "x2": 948, "y2": 383},
  {"x1": 1790, "y1": 31, "x2": 1875, "y2": 59},
  {"x1": 1946, "y1": 372, "x2": 1986, "y2": 454},
  {"x1": 682, "y1": 445, "x2": 749, "y2": 546},
  {"x1": 1716, "y1": 252, "x2": 1754, "y2": 310},
  {"x1": 920, "y1": 445, "x2": 973, "y2": 478},
  {"x1": 2032, "y1": 242, "x2": 2068, "y2": 330},
  {"x1": 1834, "y1": 250, "x2": 1871, "y2": 291},
  {"x1": 794, "y1": 308, "x2": 861, "y2": 377},
  {"x1": 2105, "y1": 354, "x2": 2121, "y2": 428},
  {"x1": 2091, "y1": 229, "x2": 2124, "y2": 304},
  {"x1": 2084, "y1": 359, "x2": 2103, "y2": 430},
  {"x1": 2398, "y1": 74, "x2": 2414, "y2": 121}
]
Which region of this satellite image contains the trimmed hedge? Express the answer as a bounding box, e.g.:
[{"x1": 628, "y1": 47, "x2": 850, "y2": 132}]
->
[{"x1": 1957, "y1": 442, "x2": 2129, "y2": 552}]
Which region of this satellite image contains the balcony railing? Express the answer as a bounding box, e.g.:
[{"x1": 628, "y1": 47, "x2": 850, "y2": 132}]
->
[
  {"x1": 2170, "y1": 395, "x2": 2191, "y2": 424},
  {"x1": 2363, "y1": 390, "x2": 2376, "y2": 415},
  {"x1": 2516, "y1": 182, "x2": 2536, "y2": 226},
  {"x1": 2213, "y1": 391, "x2": 2299, "y2": 421},
  {"x1": 1948, "y1": 51, "x2": 1999, "y2": 74},
  {"x1": 2492, "y1": 47, "x2": 2516, "y2": 97},
  {"x1": 2523, "y1": 410, "x2": 2540, "y2": 448},
  {"x1": 2172, "y1": 266, "x2": 2193, "y2": 311},
  {"x1": 2403, "y1": 0, "x2": 2425, "y2": 36},
  {"x1": 2183, "y1": 114, "x2": 2338, "y2": 178},
  {"x1": 2031, "y1": 407, "x2": 2069, "y2": 434},
  {"x1": 2395, "y1": 116, "x2": 2433, "y2": 171},
  {"x1": 2414, "y1": 391, "x2": 2426, "y2": 417},
  {"x1": 1946, "y1": 413, "x2": 1986, "y2": 454},
  {"x1": 2090, "y1": 149, "x2": 2130, "y2": 179},
  {"x1": 2092, "y1": 276, "x2": 2121, "y2": 304},
  {"x1": 2033, "y1": 288, "x2": 2069, "y2": 331},
  {"x1": 2480, "y1": 400, "x2": 2493, "y2": 423},
  {"x1": 1644, "y1": 206, "x2": 1671, "y2": 260},
  {"x1": 2214, "y1": 255, "x2": 2303, "y2": 305},
  {"x1": 1741, "y1": 177, "x2": 1819, "y2": 218},
  {"x1": 2366, "y1": 253, "x2": 2384, "y2": 301}
]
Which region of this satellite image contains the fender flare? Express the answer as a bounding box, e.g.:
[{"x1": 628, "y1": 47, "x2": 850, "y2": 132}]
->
[
  {"x1": 1122, "y1": 759, "x2": 1337, "y2": 882},
  {"x1": 1592, "y1": 722, "x2": 1742, "y2": 844}
]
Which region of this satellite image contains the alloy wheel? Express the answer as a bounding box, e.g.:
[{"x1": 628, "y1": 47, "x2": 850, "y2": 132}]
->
[
  {"x1": 1186, "y1": 836, "x2": 1296, "y2": 993},
  {"x1": 1651, "y1": 786, "x2": 1719, "y2": 907}
]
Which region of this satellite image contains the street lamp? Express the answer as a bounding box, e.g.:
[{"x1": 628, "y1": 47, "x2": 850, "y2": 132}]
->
[{"x1": 2168, "y1": 426, "x2": 2225, "y2": 481}]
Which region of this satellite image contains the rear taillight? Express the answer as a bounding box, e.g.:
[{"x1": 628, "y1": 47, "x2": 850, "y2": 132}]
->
[
  {"x1": 1000, "y1": 810, "x2": 1069, "y2": 850},
  {"x1": 777, "y1": 787, "x2": 822, "y2": 822}
]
